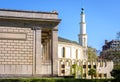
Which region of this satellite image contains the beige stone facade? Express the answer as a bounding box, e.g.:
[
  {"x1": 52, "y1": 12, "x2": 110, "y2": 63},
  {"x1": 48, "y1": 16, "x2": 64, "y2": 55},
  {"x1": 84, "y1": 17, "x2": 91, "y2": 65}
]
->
[
  {"x1": 0, "y1": 27, "x2": 33, "y2": 75},
  {"x1": 0, "y1": 9, "x2": 60, "y2": 77},
  {"x1": 58, "y1": 37, "x2": 113, "y2": 79}
]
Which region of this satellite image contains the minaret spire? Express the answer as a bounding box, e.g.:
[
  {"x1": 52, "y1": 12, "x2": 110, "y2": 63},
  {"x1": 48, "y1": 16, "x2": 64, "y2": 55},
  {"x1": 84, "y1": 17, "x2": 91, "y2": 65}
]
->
[
  {"x1": 81, "y1": 8, "x2": 84, "y2": 14},
  {"x1": 78, "y1": 8, "x2": 87, "y2": 48}
]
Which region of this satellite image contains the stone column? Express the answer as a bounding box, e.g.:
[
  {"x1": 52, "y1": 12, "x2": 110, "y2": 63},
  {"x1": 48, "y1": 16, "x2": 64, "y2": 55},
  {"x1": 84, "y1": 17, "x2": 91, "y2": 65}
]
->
[
  {"x1": 33, "y1": 27, "x2": 42, "y2": 75},
  {"x1": 51, "y1": 29, "x2": 58, "y2": 76},
  {"x1": 46, "y1": 40, "x2": 49, "y2": 61},
  {"x1": 49, "y1": 39, "x2": 51, "y2": 62},
  {"x1": 47, "y1": 39, "x2": 50, "y2": 61},
  {"x1": 44, "y1": 43, "x2": 47, "y2": 62}
]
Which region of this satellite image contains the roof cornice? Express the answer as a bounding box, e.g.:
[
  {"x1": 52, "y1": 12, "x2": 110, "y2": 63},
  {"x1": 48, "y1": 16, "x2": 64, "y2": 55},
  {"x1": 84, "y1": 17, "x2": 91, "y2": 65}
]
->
[
  {"x1": 0, "y1": 9, "x2": 61, "y2": 22},
  {"x1": 0, "y1": 16, "x2": 61, "y2": 22},
  {"x1": 0, "y1": 8, "x2": 58, "y2": 15}
]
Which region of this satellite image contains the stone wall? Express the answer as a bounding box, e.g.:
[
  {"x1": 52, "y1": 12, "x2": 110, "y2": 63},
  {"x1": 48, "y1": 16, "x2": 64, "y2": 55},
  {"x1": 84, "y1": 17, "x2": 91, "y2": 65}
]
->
[{"x1": 0, "y1": 26, "x2": 33, "y2": 75}]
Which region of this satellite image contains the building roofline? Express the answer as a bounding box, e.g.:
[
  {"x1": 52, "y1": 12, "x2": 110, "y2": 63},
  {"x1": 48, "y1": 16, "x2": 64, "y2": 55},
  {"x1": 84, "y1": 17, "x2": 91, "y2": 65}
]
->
[
  {"x1": 58, "y1": 36, "x2": 80, "y2": 46},
  {"x1": 0, "y1": 9, "x2": 61, "y2": 22},
  {"x1": 0, "y1": 8, "x2": 58, "y2": 15}
]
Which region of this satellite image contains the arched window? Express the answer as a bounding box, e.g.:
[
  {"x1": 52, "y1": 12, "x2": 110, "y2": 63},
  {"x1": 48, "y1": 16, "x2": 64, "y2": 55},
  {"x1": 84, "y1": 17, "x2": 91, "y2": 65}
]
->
[
  {"x1": 76, "y1": 49, "x2": 78, "y2": 59},
  {"x1": 62, "y1": 47, "x2": 65, "y2": 58}
]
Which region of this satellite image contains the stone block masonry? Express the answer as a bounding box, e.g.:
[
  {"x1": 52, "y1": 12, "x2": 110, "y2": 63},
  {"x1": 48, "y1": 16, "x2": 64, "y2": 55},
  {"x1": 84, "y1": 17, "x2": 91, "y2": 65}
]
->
[
  {"x1": 0, "y1": 26, "x2": 33, "y2": 75},
  {"x1": 0, "y1": 9, "x2": 61, "y2": 77}
]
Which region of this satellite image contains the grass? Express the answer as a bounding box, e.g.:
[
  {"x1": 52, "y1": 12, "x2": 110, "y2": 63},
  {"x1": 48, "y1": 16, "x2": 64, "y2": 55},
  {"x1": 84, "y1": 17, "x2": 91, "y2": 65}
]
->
[{"x1": 0, "y1": 78, "x2": 113, "y2": 82}]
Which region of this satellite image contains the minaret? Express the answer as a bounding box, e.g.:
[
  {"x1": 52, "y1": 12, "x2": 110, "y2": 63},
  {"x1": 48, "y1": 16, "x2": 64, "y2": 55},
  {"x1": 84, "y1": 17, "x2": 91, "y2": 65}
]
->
[{"x1": 78, "y1": 8, "x2": 87, "y2": 48}]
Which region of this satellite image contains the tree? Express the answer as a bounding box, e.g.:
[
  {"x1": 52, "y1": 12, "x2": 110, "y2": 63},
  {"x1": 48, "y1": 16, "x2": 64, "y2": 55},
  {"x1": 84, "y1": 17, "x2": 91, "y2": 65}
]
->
[
  {"x1": 111, "y1": 64, "x2": 120, "y2": 80},
  {"x1": 71, "y1": 64, "x2": 82, "y2": 78},
  {"x1": 88, "y1": 68, "x2": 96, "y2": 79},
  {"x1": 88, "y1": 47, "x2": 98, "y2": 61},
  {"x1": 101, "y1": 49, "x2": 120, "y2": 65},
  {"x1": 111, "y1": 69, "x2": 120, "y2": 80},
  {"x1": 116, "y1": 32, "x2": 120, "y2": 40}
]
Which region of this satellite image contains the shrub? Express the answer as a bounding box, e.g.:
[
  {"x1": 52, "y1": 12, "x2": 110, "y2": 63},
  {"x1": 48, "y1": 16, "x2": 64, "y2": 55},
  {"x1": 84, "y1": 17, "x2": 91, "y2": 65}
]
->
[{"x1": 0, "y1": 78, "x2": 112, "y2": 82}]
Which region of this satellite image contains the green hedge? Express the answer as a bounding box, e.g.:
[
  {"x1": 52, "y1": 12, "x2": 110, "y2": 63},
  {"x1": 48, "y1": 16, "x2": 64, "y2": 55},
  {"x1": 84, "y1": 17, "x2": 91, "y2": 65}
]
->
[{"x1": 0, "y1": 78, "x2": 112, "y2": 82}]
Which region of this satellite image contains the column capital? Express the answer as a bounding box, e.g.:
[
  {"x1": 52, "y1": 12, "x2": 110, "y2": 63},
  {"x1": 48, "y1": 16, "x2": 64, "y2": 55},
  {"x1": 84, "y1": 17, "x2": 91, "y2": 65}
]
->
[
  {"x1": 31, "y1": 27, "x2": 41, "y2": 30},
  {"x1": 52, "y1": 29, "x2": 58, "y2": 31}
]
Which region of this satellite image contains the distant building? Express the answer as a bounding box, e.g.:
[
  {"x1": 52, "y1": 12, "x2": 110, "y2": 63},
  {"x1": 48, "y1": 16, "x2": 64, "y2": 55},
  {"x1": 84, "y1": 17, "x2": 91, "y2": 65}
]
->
[{"x1": 102, "y1": 40, "x2": 120, "y2": 51}]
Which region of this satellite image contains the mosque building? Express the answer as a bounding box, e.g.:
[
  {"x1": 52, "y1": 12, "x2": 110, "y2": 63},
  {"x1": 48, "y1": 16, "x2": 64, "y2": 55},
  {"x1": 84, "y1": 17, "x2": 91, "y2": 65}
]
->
[
  {"x1": 58, "y1": 8, "x2": 113, "y2": 79},
  {"x1": 0, "y1": 8, "x2": 113, "y2": 79}
]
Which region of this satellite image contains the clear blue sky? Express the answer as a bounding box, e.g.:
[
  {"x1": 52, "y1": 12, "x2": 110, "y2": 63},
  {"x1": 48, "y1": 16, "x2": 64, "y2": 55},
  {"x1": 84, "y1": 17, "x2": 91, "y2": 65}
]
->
[{"x1": 0, "y1": 0, "x2": 120, "y2": 50}]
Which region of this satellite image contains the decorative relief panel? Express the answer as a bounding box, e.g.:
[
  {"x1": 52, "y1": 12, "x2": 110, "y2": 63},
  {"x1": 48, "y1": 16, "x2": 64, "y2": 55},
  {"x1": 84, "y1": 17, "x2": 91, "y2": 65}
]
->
[{"x1": 0, "y1": 32, "x2": 26, "y2": 40}]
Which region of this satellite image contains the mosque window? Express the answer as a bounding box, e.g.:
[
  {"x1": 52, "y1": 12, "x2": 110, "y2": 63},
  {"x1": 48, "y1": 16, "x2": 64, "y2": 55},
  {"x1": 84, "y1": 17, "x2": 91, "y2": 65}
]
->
[
  {"x1": 99, "y1": 73, "x2": 102, "y2": 77},
  {"x1": 61, "y1": 70, "x2": 65, "y2": 74},
  {"x1": 104, "y1": 74, "x2": 107, "y2": 78},
  {"x1": 83, "y1": 65, "x2": 86, "y2": 68},
  {"x1": 83, "y1": 73, "x2": 86, "y2": 77},
  {"x1": 61, "y1": 64, "x2": 65, "y2": 68},
  {"x1": 76, "y1": 49, "x2": 78, "y2": 59},
  {"x1": 100, "y1": 62, "x2": 103, "y2": 67},
  {"x1": 105, "y1": 62, "x2": 107, "y2": 67},
  {"x1": 62, "y1": 47, "x2": 65, "y2": 58},
  {"x1": 88, "y1": 65, "x2": 91, "y2": 68},
  {"x1": 93, "y1": 65, "x2": 96, "y2": 69},
  {"x1": 94, "y1": 74, "x2": 97, "y2": 77}
]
